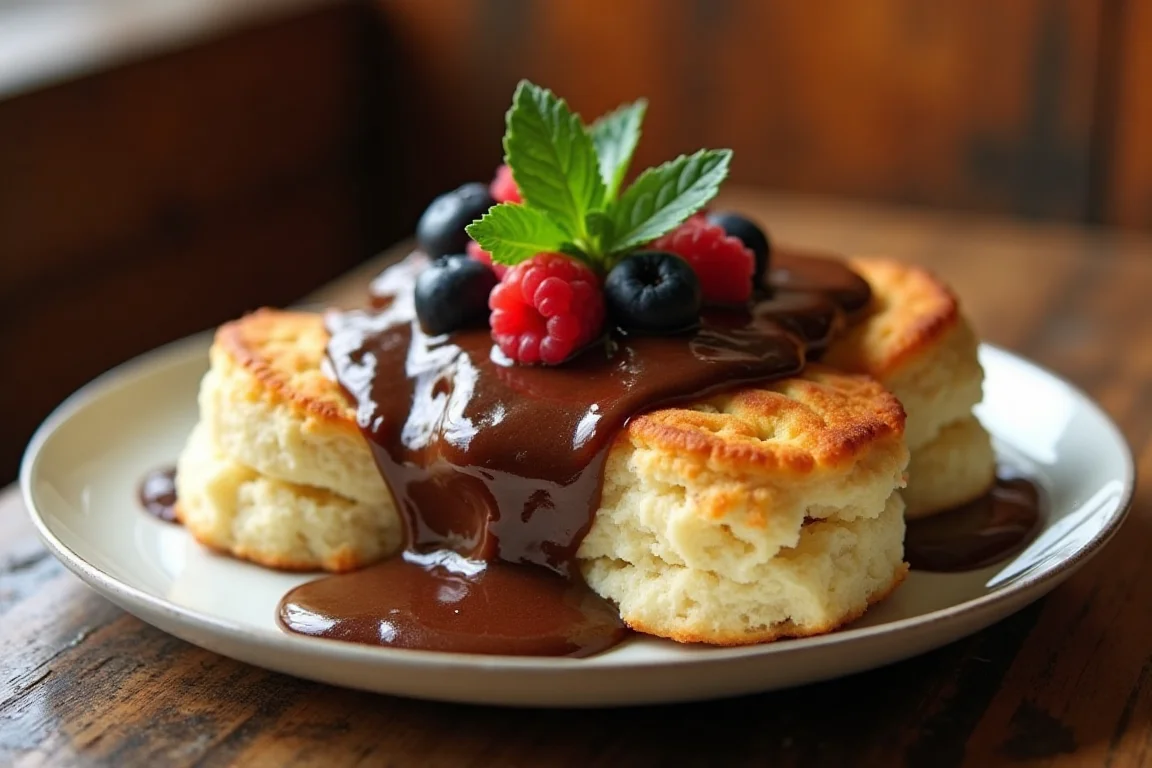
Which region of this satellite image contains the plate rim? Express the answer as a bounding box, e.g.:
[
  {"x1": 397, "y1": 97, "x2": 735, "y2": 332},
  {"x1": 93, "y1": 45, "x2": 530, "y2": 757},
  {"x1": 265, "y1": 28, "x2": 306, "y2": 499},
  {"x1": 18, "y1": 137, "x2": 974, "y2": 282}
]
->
[{"x1": 19, "y1": 334, "x2": 1137, "y2": 672}]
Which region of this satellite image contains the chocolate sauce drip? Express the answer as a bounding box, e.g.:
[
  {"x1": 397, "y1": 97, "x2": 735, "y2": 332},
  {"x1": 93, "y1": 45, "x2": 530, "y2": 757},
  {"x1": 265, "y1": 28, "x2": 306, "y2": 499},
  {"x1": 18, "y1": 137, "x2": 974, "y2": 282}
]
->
[
  {"x1": 905, "y1": 470, "x2": 1043, "y2": 572},
  {"x1": 138, "y1": 466, "x2": 179, "y2": 523},
  {"x1": 278, "y1": 250, "x2": 872, "y2": 655}
]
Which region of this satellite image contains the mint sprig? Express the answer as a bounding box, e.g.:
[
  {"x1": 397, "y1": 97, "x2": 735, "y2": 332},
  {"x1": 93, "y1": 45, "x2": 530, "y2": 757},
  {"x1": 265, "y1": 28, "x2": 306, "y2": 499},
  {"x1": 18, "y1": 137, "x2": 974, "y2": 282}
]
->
[{"x1": 465, "y1": 80, "x2": 731, "y2": 271}]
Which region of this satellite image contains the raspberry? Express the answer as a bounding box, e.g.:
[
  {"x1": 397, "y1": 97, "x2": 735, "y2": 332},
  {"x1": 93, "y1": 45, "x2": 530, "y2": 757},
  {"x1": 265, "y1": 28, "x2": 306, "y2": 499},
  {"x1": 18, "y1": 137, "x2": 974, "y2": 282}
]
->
[
  {"x1": 467, "y1": 239, "x2": 507, "y2": 278},
  {"x1": 490, "y1": 164, "x2": 522, "y2": 205},
  {"x1": 651, "y1": 218, "x2": 755, "y2": 303},
  {"x1": 488, "y1": 253, "x2": 605, "y2": 365}
]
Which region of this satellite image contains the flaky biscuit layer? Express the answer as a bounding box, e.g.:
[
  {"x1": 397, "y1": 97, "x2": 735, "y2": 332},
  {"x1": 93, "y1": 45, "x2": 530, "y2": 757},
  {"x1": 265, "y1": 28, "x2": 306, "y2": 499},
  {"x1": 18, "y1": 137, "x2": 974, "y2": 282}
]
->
[
  {"x1": 580, "y1": 492, "x2": 908, "y2": 644},
  {"x1": 175, "y1": 423, "x2": 401, "y2": 572},
  {"x1": 903, "y1": 416, "x2": 996, "y2": 518}
]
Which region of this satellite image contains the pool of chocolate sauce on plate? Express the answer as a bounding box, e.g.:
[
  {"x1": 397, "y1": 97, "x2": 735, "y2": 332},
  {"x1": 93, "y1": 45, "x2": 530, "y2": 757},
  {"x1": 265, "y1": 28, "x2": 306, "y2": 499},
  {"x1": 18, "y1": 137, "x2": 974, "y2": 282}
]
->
[
  {"x1": 280, "y1": 550, "x2": 628, "y2": 656},
  {"x1": 138, "y1": 466, "x2": 179, "y2": 523},
  {"x1": 905, "y1": 468, "x2": 1043, "y2": 572}
]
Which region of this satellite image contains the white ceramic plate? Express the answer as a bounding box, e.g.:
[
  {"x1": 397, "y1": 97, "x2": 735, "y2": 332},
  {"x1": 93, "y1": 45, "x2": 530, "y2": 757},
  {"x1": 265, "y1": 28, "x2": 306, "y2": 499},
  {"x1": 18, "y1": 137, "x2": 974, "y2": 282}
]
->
[{"x1": 21, "y1": 336, "x2": 1134, "y2": 707}]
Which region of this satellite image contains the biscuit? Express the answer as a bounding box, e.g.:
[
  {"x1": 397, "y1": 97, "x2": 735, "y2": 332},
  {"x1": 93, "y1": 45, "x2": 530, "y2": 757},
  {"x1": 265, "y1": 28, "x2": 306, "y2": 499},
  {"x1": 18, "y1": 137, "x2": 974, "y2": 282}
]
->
[
  {"x1": 823, "y1": 257, "x2": 983, "y2": 450},
  {"x1": 578, "y1": 365, "x2": 909, "y2": 644},
  {"x1": 823, "y1": 257, "x2": 994, "y2": 516},
  {"x1": 902, "y1": 416, "x2": 996, "y2": 518},
  {"x1": 201, "y1": 310, "x2": 391, "y2": 507},
  {"x1": 175, "y1": 423, "x2": 401, "y2": 572}
]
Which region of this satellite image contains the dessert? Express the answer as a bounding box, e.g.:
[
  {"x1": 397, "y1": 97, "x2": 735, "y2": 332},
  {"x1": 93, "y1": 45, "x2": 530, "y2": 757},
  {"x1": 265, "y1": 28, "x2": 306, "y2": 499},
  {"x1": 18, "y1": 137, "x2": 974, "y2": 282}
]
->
[
  {"x1": 179, "y1": 304, "x2": 909, "y2": 644},
  {"x1": 155, "y1": 80, "x2": 1040, "y2": 656}
]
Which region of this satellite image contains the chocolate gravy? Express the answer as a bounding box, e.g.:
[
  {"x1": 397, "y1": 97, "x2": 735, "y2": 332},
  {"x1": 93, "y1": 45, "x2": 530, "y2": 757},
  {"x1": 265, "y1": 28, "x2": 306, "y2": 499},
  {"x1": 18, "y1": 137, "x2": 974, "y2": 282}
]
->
[
  {"x1": 334, "y1": 249, "x2": 869, "y2": 574},
  {"x1": 905, "y1": 469, "x2": 1043, "y2": 572},
  {"x1": 278, "y1": 250, "x2": 872, "y2": 655},
  {"x1": 138, "y1": 466, "x2": 179, "y2": 523}
]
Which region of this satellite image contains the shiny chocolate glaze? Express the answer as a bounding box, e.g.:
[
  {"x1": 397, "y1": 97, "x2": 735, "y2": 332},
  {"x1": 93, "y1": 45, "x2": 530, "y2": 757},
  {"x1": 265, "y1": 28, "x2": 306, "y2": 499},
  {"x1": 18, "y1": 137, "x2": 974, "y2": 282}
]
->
[
  {"x1": 278, "y1": 250, "x2": 872, "y2": 655},
  {"x1": 138, "y1": 466, "x2": 179, "y2": 523},
  {"x1": 905, "y1": 469, "x2": 1043, "y2": 572}
]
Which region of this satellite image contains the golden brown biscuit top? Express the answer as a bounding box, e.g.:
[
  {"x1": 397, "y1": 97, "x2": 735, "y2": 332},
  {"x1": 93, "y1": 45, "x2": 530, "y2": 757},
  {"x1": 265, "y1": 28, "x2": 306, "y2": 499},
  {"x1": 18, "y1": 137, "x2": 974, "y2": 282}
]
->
[
  {"x1": 212, "y1": 309, "x2": 356, "y2": 429},
  {"x1": 822, "y1": 257, "x2": 960, "y2": 378},
  {"x1": 623, "y1": 365, "x2": 906, "y2": 475}
]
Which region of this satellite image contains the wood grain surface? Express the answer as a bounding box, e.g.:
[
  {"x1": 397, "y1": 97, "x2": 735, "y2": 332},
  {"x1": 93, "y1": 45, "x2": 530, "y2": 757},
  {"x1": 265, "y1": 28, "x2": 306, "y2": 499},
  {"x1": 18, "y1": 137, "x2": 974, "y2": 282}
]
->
[{"x1": 3, "y1": 189, "x2": 1150, "y2": 767}]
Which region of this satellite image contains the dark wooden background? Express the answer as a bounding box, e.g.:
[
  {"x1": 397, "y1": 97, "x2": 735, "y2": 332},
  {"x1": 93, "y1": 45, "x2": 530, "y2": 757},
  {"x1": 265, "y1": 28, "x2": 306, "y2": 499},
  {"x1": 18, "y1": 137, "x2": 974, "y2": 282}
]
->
[{"x1": 2, "y1": 0, "x2": 1152, "y2": 483}]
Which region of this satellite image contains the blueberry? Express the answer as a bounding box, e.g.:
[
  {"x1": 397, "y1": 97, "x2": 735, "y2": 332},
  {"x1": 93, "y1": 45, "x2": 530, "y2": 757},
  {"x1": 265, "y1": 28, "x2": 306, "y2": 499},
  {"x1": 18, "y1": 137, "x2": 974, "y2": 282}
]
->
[
  {"x1": 707, "y1": 211, "x2": 771, "y2": 281},
  {"x1": 604, "y1": 251, "x2": 702, "y2": 333},
  {"x1": 414, "y1": 256, "x2": 499, "y2": 335},
  {"x1": 417, "y1": 183, "x2": 495, "y2": 259}
]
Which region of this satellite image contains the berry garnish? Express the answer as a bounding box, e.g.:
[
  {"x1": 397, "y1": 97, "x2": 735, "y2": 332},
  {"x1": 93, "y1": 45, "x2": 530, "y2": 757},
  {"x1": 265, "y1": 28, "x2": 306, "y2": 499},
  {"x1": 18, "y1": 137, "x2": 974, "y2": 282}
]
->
[
  {"x1": 490, "y1": 164, "x2": 522, "y2": 204},
  {"x1": 466, "y1": 239, "x2": 507, "y2": 278},
  {"x1": 604, "y1": 251, "x2": 702, "y2": 333},
  {"x1": 417, "y1": 183, "x2": 495, "y2": 259},
  {"x1": 414, "y1": 256, "x2": 499, "y2": 336},
  {"x1": 652, "y1": 217, "x2": 755, "y2": 304},
  {"x1": 489, "y1": 253, "x2": 605, "y2": 365},
  {"x1": 707, "y1": 211, "x2": 770, "y2": 282},
  {"x1": 453, "y1": 81, "x2": 738, "y2": 365}
]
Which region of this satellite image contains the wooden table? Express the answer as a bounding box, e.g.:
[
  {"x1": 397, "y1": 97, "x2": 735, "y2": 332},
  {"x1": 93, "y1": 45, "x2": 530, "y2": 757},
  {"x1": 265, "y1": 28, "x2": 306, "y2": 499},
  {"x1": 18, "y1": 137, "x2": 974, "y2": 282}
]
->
[{"x1": 3, "y1": 190, "x2": 1149, "y2": 767}]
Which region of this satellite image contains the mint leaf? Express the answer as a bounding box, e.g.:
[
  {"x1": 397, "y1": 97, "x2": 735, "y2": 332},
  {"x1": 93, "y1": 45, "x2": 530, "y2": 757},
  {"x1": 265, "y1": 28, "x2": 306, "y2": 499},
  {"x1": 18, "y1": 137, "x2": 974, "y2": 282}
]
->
[
  {"x1": 590, "y1": 99, "x2": 646, "y2": 200},
  {"x1": 465, "y1": 203, "x2": 568, "y2": 266},
  {"x1": 504, "y1": 81, "x2": 604, "y2": 240},
  {"x1": 606, "y1": 149, "x2": 732, "y2": 254}
]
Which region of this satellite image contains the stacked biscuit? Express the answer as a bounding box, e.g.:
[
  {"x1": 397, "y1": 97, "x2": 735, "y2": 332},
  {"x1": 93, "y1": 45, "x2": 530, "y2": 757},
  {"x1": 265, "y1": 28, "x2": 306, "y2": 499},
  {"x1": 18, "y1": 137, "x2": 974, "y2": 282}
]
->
[
  {"x1": 176, "y1": 310, "x2": 910, "y2": 644},
  {"x1": 175, "y1": 311, "x2": 400, "y2": 572},
  {"x1": 824, "y1": 258, "x2": 995, "y2": 518}
]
